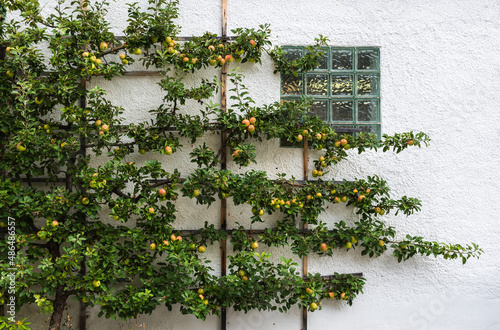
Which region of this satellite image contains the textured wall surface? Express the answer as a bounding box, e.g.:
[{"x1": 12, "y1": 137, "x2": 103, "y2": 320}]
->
[{"x1": 15, "y1": 0, "x2": 500, "y2": 329}]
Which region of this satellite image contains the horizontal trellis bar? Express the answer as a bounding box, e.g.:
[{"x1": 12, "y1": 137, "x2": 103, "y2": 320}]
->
[
  {"x1": 12, "y1": 177, "x2": 354, "y2": 186},
  {"x1": 114, "y1": 272, "x2": 364, "y2": 283}
]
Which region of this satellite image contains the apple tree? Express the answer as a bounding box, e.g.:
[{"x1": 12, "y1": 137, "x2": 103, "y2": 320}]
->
[{"x1": 0, "y1": 0, "x2": 482, "y2": 329}]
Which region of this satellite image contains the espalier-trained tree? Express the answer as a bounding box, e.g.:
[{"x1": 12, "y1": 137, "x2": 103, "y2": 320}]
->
[{"x1": 0, "y1": 1, "x2": 482, "y2": 329}]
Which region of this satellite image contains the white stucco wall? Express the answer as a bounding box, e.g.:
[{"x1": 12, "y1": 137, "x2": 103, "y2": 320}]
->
[{"x1": 15, "y1": 0, "x2": 500, "y2": 329}]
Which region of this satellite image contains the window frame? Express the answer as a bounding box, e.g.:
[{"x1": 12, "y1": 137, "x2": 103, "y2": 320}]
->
[{"x1": 280, "y1": 46, "x2": 381, "y2": 145}]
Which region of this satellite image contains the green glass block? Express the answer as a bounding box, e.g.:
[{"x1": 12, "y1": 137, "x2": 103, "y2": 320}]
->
[
  {"x1": 306, "y1": 73, "x2": 328, "y2": 96},
  {"x1": 356, "y1": 124, "x2": 381, "y2": 139},
  {"x1": 357, "y1": 48, "x2": 379, "y2": 70},
  {"x1": 331, "y1": 100, "x2": 353, "y2": 122},
  {"x1": 310, "y1": 100, "x2": 328, "y2": 121},
  {"x1": 357, "y1": 74, "x2": 380, "y2": 96},
  {"x1": 331, "y1": 75, "x2": 353, "y2": 96},
  {"x1": 330, "y1": 124, "x2": 357, "y2": 137},
  {"x1": 281, "y1": 74, "x2": 303, "y2": 96},
  {"x1": 281, "y1": 97, "x2": 300, "y2": 105},
  {"x1": 308, "y1": 47, "x2": 329, "y2": 70},
  {"x1": 357, "y1": 99, "x2": 380, "y2": 122},
  {"x1": 331, "y1": 48, "x2": 353, "y2": 70},
  {"x1": 283, "y1": 47, "x2": 303, "y2": 62}
]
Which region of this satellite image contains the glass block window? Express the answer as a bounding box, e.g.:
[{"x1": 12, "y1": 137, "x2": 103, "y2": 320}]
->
[{"x1": 280, "y1": 47, "x2": 381, "y2": 139}]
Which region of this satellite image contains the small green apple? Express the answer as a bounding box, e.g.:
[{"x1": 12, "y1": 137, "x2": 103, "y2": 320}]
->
[{"x1": 16, "y1": 143, "x2": 26, "y2": 152}]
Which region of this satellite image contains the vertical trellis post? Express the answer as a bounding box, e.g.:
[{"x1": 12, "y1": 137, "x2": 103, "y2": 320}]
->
[
  {"x1": 220, "y1": 1, "x2": 228, "y2": 329},
  {"x1": 78, "y1": 87, "x2": 87, "y2": 330},
  {"x1": 78, "y1": 1, "x2": 87, "y2": 329},
  {"x1": 302, "y1": 137, "x2": 309, "y2": 330},
  {"x1": 78, "y1": 75, "x2": 87, "y2": 330}
]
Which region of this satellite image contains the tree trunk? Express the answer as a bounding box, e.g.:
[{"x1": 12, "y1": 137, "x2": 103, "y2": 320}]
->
[{"x1": 48, "y1": 285, "x2": 70, "y2": 330}]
